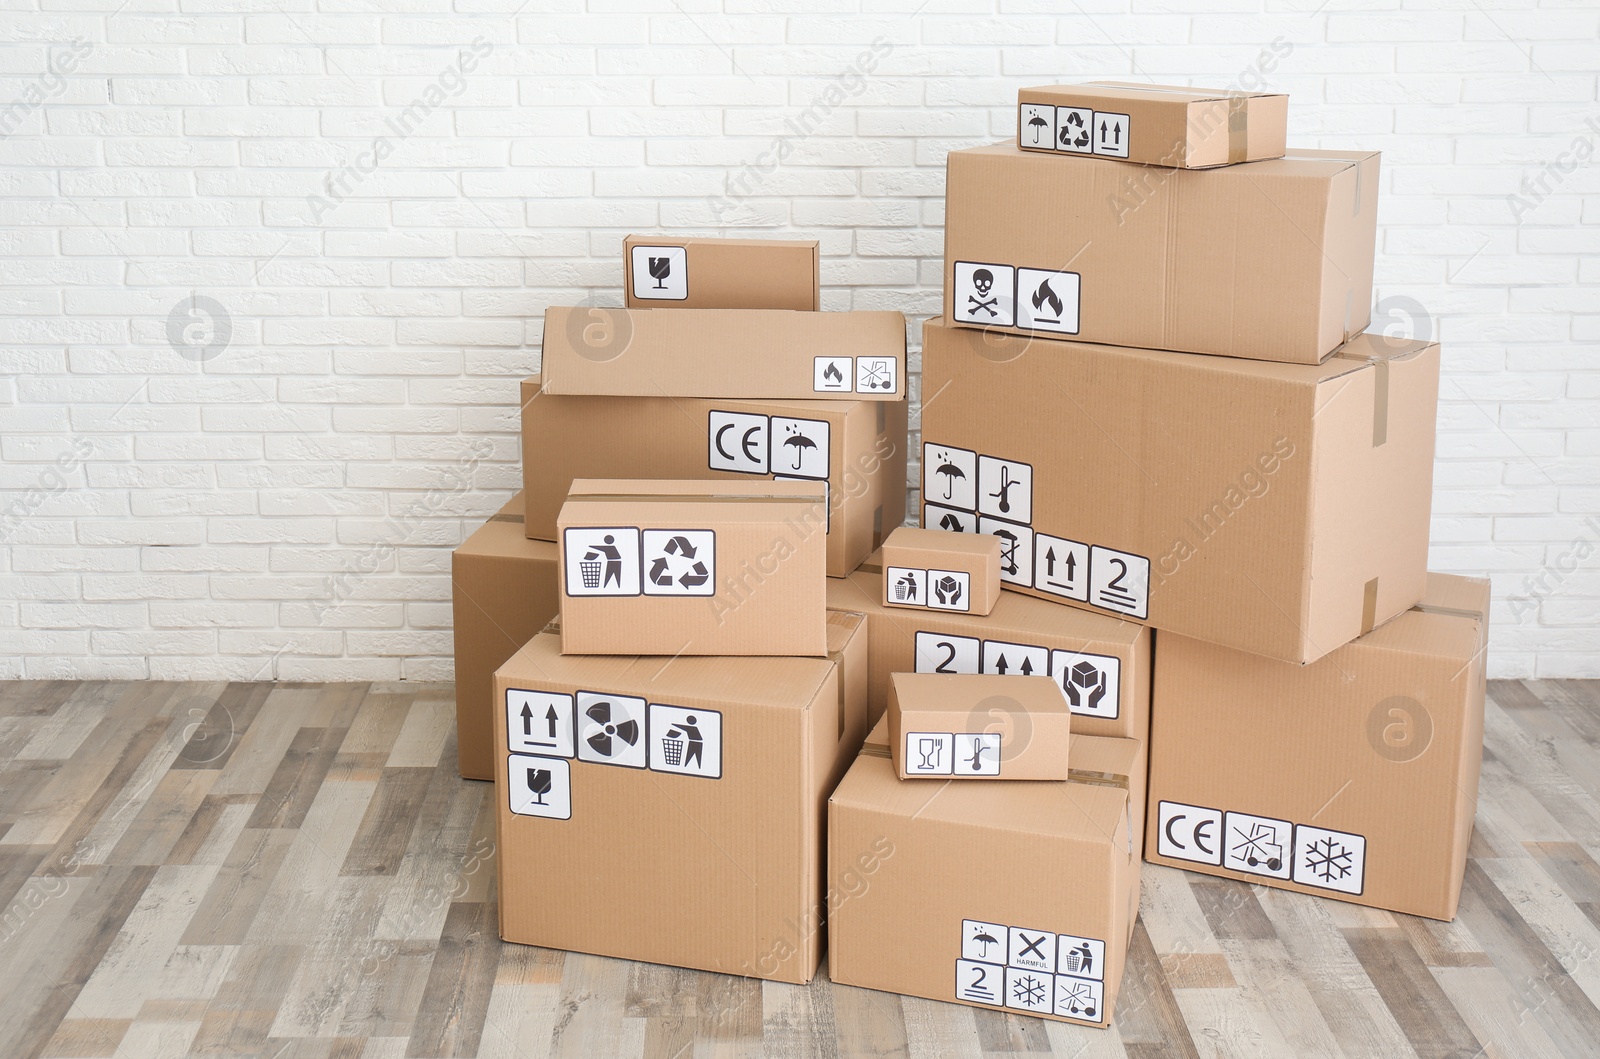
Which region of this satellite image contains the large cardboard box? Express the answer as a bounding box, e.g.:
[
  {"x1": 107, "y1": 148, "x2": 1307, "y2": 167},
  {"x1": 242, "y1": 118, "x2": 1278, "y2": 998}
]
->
[
  {"x1": 624, "y1": 234, "x2": 819, "y2": 310},
  {"x1": 944, "y1": 144, "x2": 1379, "y2": 364},
  {"x1": 557, "y1": 478, "x2": 827, "y2": 657},
  {"x1": 920, "y1": 321, "x2": 1439, "y2": 665},
  {"x1": 520, "y1": 377, "x2": 907, "y2": 578},
  {"x1": 540, "y1": 306, "x2": 906, "y2": 400},
  {"x1": 829, "y1": 717, "x2": 1140, "y2": 1027},
  {"x1": 495, "y1": 611, "x2": 868, "y2": 983},
  {"x1": 826, "y1": 556, "x2": 1151, "y2": 743},
  {"x1": 889, "y1": 673, "x2": 1071, "y2": 781},
  {"x1": 451, "y1": 493, "x2": 559, "y2": 781},
  {"x1": 881, "y1": 525, "x2": 1001, "y2": 616},
  {"x1": 1017, "y1": 82, "x2": 1288, "y2": 167},
  {"x1": 1145, "y1": 573, "x2": 1489, "y2": 921}
]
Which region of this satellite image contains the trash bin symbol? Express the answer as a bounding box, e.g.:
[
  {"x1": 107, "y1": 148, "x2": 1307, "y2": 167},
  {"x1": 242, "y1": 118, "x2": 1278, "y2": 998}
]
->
[
  {"x1": 662, "y1": 733, "x2": 685, "y2": 766},
  {"x1": 894, "y1": 579, "x2": 910, "y2": 600},
  {"x1": 579, "y1": 559, "x2": 603, "y2": 589}
]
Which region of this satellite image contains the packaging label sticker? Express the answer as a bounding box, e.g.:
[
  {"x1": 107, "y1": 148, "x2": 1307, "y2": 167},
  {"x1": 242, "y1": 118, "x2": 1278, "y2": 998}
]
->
[
  {"x1": 1092, "y1": 111, "x2": 1131, "y2": 158},
  {"x1": 649, "y1": 703, "x2": 722, "y2": 778},
  {"x1": 887, "y1": 566, "x2": 927, "y2": 605},
  {"x1": 905, "y1": 732, "x2": 954, "y2": 775},
  {"x1": 956, "y1": 959, "x2": 1003, "y2": 1005},
  {"x1": 1054, "y1": 976, "x2": 1104, "y2": 1020},
  {"x1": 926, "y1": 569, "x2": 972, "y2": 612},
  {"x1": 1019, "y1": 102, "x2": 1056, "y2": 148},
  {"x1": 1050, "y1": 650, "x2": 1120, "y2": 720},
  {"x1": 813, "y1": 355, "x2": 853, "y2": 393},
  {"x1": 564, "y1": 527, "x2": 642, "y2": 597},
  {"x1": 962, "y1": 919, "x2": 1009, "y2": 963},
  {"x1": 924, "y1": 503, "x2": 977, "y2": 534},
  {"x1": 924, "y1": 443, "x2": 978, "y2": 511},
  {"x1": 639, "y1": 529, "x2": 714, "y2": 596},
  {"x1": 770, "y1": 416, "x2": 830, "y2": 479},
  {"x1": 576, "y1": 690, "x2": 647, "y2": 769},
  {"x1": 1054, "y1": 105, "x2": 1093, "y2": 153},
  {"x1": 856, "y1": 355, "x2": 898, "y2": 395},
  {"x1": 977, "y1": 455, "x2": 1033, "y2": 523},
  {"x1": 1004, "y1": 966, "x2": 1055, "y2": 1013},
  {"x1": 507, "y1": 754, "x2": 572, "y2": 820},
  {"x1": 506, "y1": 689, "x2": 575, "y2": 758},
  {"x1": 1015, "y1": 269, "x2": 1081, "y2": 335},
  {"x1": 952, "y1": 261, "x2": 1016, "y2": 327},
  {"x1": 1157, "y1": 801, "x2": 1225, "y2": 865},
  {"x1": 954, "y1": 732, "x2": 1002, "y2": 775},
  {"x1": 1034, "y1": 533, "x2": 1089, "y2": 602},
  {"x1": 708, "y1": 410, "x2": 770, "y2": 474},
  {"x1": 1008, "y1": 927, "x2": 1055, "y2": 972},
  {"x1": 1087, "y1": 545, "x2": 1150, "y2": 619},
  {"x1": 630, "y1": 244, "x2": 688, "y2": 301},
  {"x1": 981, "y1": 638, "x2": 1048, "y2": 678},
  {"x1": 915, "y1": 631, "x2": 981, "y2": 675},
  {"x1": 1056, "y1": 935, "x2": 1105, "y2": 981},
  {"x1": 978, "y1": 517, "x2": 1034, "y2": 586},
  {"x1": 1292, "y1": 823, "x2": 1367, "y2": 895},
  {"x1": 1222, "y1": 811, "x2": 1294, "y2": 879}
]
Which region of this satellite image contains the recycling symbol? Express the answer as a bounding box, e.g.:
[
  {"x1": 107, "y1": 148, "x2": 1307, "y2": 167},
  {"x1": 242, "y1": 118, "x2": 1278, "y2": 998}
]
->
[{"x1": 642, "y1": 530, "x2": 715, "y2": 596}]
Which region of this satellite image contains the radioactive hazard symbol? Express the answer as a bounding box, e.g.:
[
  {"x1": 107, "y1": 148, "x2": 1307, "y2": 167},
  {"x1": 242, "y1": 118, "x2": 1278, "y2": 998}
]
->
[{"x1": 641, "y1": 529, "x2": 715, "y2": 596}]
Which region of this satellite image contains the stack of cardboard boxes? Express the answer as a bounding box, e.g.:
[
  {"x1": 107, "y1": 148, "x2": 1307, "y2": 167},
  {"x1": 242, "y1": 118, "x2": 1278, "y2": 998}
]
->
[{"x1": 448, "y1": 80, "x2": 1489, "y2": 1031}]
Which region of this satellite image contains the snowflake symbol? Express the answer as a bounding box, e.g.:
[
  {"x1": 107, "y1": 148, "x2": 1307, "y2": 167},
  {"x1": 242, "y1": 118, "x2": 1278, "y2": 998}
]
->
[
  {"x1": 1012, "y1": 974, "x2": 1047, "y2": 1007},
  {"x1": 1304, "y1": 836, "x2": 1354, "y2": 881}
]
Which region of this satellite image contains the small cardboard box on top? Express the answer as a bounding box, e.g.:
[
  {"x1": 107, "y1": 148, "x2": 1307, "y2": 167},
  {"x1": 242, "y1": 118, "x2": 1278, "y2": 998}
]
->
[
  {"x1": 541, "y1": 306, "x2": 906, "y2": 400},
  {"x1": 881, "y1": 526, "x2": 1001, "y2": 615},
  {"x1": 945, "y1": 144, "x2": 1379, "y2": 364},
  {"x1": 828, "y1": 716, "x2": 1141, "y2": 1027},
  {"x1": 624, "y1": 235, "x2": 819, "y2": 310},
  {"x1": 520, "y1": 377, "x2": 907, "y2": 578},
  {"x1": 920, "y1": 321, "x2": 1440, "y2": 665},
  {"x1": 495, "y1": 610, "x2": 868, "y2": 983},
  {"x1": 558, "y1": 479, "x2": 828, "y2": 657},
  {"x1": 451, "y1": 493, "x2": 559, "y2": 781},
  {"x1": 1146, "y1": 573, "x2": 1489, "y2": 921},
  {"x1": 889, "y1": 672, "x2": 1070, "y2": 781},
  {"x1": 1017, "y1": 82, "x2": 1288, "y2": 167},
  {"x1": 826, "y1": 554, "x2": 1152, "y2": 744}
]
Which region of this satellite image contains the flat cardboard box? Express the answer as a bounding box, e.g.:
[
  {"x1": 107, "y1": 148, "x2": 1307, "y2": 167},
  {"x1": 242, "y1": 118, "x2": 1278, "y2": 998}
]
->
[
  {"x1": 624, "y1": 234, "x2": 819, "y2": 310},
  {"x1": 557, "y1": 478, "x2": 827, "y2": 656},
  {"x1": 495, "y1": 611, "x2": 868, "y2": 983},
  {"x1": 826, "y1": 554, "x2": 1151, "y2": 743},
  {"x1": 451, "y1": 493, "x2": 559, "y2": 781},
  {"x1": 520, "y1": 377, "x2": 907, "y2": 578},
  {"x1": 1145, "y1": 573, "x2": 1490, "y2": 921},
  {"x1": 540, "y1": 306, "x2": 907, "y2": 400},
  {"x1": 1018, "y1": 82, "x2": 1288, "y2": 167},
  {"x1": 889, "y1": 672, "x2": 1070, "y2": 781},
  {"x1": 920, "y1": 321, "x2": 1439, "y2": 665},
  {"x1": 944, "y1": 144, "x2": 1379, "y2": 364},
  {"x1": 882, "y1": 526, "x2": 1001, "y2": 615},
  {"x1": 828, "y1": 716, "x2": 1140, "y2": 1027}
]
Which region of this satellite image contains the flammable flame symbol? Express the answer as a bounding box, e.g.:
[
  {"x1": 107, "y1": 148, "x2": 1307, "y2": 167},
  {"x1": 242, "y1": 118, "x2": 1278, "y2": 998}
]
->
[{"x1": 1032, "y1": 279, "x2": 1063, "y2": 317}]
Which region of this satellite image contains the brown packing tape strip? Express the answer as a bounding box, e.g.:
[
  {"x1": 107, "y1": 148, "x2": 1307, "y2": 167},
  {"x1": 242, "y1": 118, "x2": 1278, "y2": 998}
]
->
[
  {"x1": 1412, "y1": 602, "x2": 1488, "y2": 622},
  {"x1": 1227, "y1": 95, "x2": 1248, "y2": 164},
  {"x1": 1361, "y1": 578, "x2": 1379, "y2": 636},
  {"x1": 1330, "y1": 345, "x2": 1393, "y2": 446},
  {"x1": 489, "y1": 513, "x2": 524, "y2": 524},
  {"x1": 862, "y1": 742, "x2": 890, "y2": 759},
  {"x1": 571, "y1": 492, "x2": 822, "y2": 505},
  {"x1": 1068, "y1": 768, "x2": 1129, "y2": 792}
]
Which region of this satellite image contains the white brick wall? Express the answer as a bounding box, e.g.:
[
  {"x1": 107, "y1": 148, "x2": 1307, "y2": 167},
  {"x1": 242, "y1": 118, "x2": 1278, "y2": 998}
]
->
[{"x1": 0, "y1": 2, "x2": 1595, "y2": 680}]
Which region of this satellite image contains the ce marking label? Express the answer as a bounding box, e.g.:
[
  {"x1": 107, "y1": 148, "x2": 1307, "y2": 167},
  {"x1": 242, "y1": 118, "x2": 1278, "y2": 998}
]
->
[{"x1": 1156, "y1": 800, "x2": 1222, "y2": 866}]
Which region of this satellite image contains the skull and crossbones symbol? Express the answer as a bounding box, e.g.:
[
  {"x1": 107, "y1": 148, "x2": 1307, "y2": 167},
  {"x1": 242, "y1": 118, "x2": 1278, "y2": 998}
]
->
[{"x1": 966, "y1": 268, "x2": 999, "y2": 317}]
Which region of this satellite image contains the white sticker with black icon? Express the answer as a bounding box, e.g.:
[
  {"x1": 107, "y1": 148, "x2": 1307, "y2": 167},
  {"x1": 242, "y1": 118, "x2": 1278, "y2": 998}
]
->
[
  {"x1": 952, "y1": 261, "x2": 1015, "y2": 328},
  {"x1": 708, "y1": 410, "x2": 769, "y2": 474},
  {"x1": 649, "y1": 703, "x2": 721, "y2": 778},
  {"x1": 926, "y1": 569, "x2": 971, "y2": 612},
  {"x1": 924, "y1": 442, "x2": 978, "y2": 512},
  {"x1": 641, "y1": 529, "x2": 714, "y2": 597},
  {"x1": 924, "y1": 503, "x2": 977, "y2": 534},
  {"x1": 914, "y1": 631, "x2": 980, "y2": 675},
  {"x1": 978, "y1": 518, "x2": 1033, "y2": 586},
  {"x1": 813, "y1": 356, "x2": 853, "y2": 393},
  {"x1": 1019, "y1": 102, "x2": 1055, "y2": 149},
  {"x1": 576, "y1": 690, "x2": 647, "y2": 769},
  {"x1": 564, "y1": 527, "x2": 641, "y2": 597},
  {"x1": 981, "y1": 639, "x2": 1048, "y2": 678},
  {"x1": 1055, "y1": 105, "x2": 1093, "y2": 153},
  {"x1": 1156, "y1": 800, "x2": 1225, "y2": 866},
  {"x1": 506, "y1": 690, "x2": 575, "y2": 758},
  {"x1": 954, "y1": 732, "x2": 1001, "y2": 775},
  {"x1": 507, "y1": 754, "x2": 571, "y2": 820},
  {"x1": 886, "y1": 566, "x2": 927, "y2": 606},
  {"x1": 631, "y1": 244, "x2": 687, "y2": 301},
  {"x1": 1222, "y1": 811, "x2": 1293, "y2": 880},
  {"x1": 905, "y1": 732, "x2": 954, "y2": 775},
  {"x1": 771, "y1": 416, "x2": 829, "y2": 479},
  {"x1": 1033, "y1": 533, "x2": 1089, "y2": 602},
  {"x1": 1092, "y1": 111, "x2": 1130, "y2": 158},
  {"x1": 1087, "y1": 545, "x2": 1149, "y2": 619},
  {"x1": 1293, "y1": 823, "x2": 1367, "y2": 895},
  {"x1": 1015, "y1": 269, "x2": 1080, "y2": 335},
  {"x1": 1050, "y1": 651, "x2": 1120, "y2": 720},
  {"x1": 977, "y1": 456, "x2": 1032, "y2": 523},
  {"x1": 855, "y1": 356, "x2": 898, "y2": 395}
]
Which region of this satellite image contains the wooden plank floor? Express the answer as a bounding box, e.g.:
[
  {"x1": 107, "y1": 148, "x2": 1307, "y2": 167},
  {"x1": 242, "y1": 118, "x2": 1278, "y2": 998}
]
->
[{"x1": 2, "y1": 679, "x2": 1598, "y2": 1058}]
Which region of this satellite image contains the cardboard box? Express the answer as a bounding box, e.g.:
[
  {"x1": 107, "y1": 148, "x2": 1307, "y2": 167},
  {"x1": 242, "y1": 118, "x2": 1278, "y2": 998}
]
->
[
  {"x1": 540, "y1": 306, "x2": 906, "y2": 400},
  {"x1": 495, "y1": 610, "x2": 868, "y2": 983},
  {"x1": 1018, "y1": 82, "x2": 1288, "y2": 167},
  {"x1": 520, "y1": 377, "x2": 907, "y2": 578},
  {"x1": 920, "y1": 321, "x2": 1439, "y2": 665},
  {"x1": 826, "y1": 555, "x2": 1151, "y2": 743},
  {"x1": 1145, "y1": 573, "x2": 1490, "y2": 921},
  {"x1": 624, "y1": 234, "x2": 819, "y2": 310},
  {"x1": 451, "y1": 493, "x2": 559, "y2": 781},
  {"x1": 828, "y1": 716, "x2": 1140, "y2": 1027},
  {"x1": 944, "y1": 144, "x2": 1379, "y2": 364},
  {"x1": 881, "y1": 526, "x2": 1001, "y2": 616},
  {"x1": 888, "y1": 672, "x2": 1070, "y2": 781},
  {"x1": 557, "y1": 478, "x2": 827, "y2": 657}
]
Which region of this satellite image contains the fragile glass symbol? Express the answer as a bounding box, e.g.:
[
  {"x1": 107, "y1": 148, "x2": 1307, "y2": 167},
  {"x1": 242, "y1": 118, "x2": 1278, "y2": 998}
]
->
[
  {"x1": 648, "y1": 256, "x2": 672, "y2": 290},
  {"x1": 526, "y1": 767, "x2": 552, "y2": 805}
]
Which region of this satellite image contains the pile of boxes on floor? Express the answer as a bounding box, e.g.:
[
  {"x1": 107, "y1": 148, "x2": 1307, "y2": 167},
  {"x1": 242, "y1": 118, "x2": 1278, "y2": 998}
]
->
[{"x1": 449, "y1": 81, "x2": 1489, "y2": 1029}]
